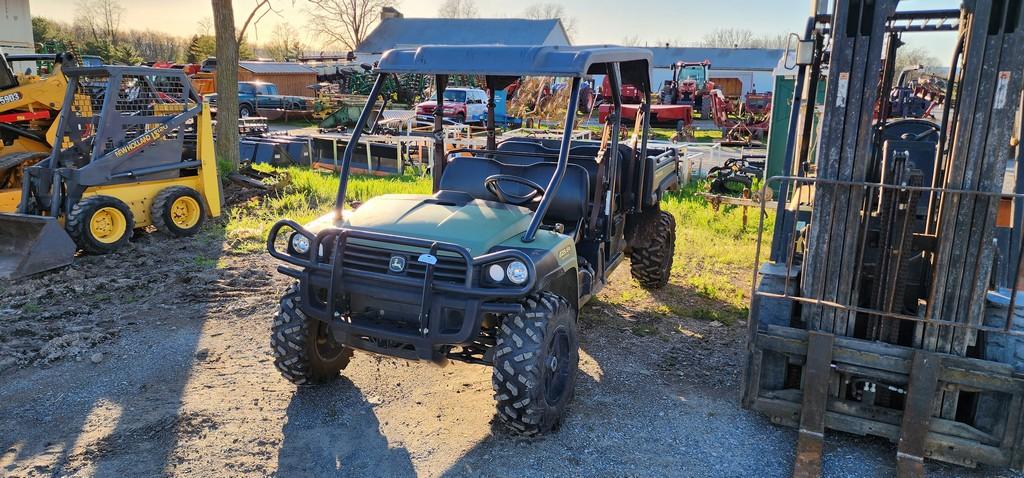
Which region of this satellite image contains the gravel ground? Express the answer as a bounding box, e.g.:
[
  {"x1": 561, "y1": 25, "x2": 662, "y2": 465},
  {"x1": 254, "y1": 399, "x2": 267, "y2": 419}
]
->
[{"x1": 0, "y1": 228, "x2": 1021, "y2": 477}]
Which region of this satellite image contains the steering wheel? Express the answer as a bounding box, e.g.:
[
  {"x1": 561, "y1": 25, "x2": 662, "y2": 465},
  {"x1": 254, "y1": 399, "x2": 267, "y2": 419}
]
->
[{"x1": 484, "y1": 174, "x2": 545, "y2": 205}]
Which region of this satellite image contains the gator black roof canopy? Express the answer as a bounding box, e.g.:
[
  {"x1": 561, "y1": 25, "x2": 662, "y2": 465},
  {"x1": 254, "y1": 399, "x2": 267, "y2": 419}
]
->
[{"x1": 375, "y1": 45, "x2": 653, "y2": 89}]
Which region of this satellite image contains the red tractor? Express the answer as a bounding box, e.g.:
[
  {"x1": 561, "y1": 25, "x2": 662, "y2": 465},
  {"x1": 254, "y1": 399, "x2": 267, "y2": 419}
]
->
[
  {"x1": 659, "y1": 61, "x2": 715, "y2": 117},
  {"x1": 597, "y1": 65, "x2": 696, "y2": 127}
]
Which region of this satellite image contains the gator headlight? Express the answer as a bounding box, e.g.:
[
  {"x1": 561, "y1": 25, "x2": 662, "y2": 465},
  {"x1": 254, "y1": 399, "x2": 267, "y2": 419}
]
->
[
  {"x1": 290, "y1": 233, "x2": 311, "y2": 255},
  {"x1": 506, "y1": 261, "x2": 529, "y2": 285},
  {"x1": 487, "y1": 264, "x2": 506, "y2": 282}
]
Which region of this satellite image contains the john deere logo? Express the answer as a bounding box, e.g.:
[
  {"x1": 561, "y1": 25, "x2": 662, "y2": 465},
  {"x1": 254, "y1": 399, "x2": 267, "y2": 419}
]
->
[{"x1": 388, "y1": 255, "x2": 407, "y2": 273}]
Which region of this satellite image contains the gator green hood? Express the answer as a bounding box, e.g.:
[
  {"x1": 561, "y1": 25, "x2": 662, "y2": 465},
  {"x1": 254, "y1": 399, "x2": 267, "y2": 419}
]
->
[{"x1": 341, "y1": 194, "x2": 533, "y2": 256}]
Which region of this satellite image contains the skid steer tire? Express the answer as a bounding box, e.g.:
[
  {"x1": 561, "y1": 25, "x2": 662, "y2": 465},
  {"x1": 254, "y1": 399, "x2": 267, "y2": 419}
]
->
[
  {"x1": 152, "y1": 186, "x2": 206, "y2": 237},
  {"x1": 628, "y1": 209, "x2": 676, "y2": 289},
  {"x1": 66, "y1": 195, "x2": 134, "y2": 254},
  {"x1": 271, "y1": 284, "x2": 353, "y2": 385},
  {"x1": 492, "y1": 292, "x2": 578, "y2": 436}
]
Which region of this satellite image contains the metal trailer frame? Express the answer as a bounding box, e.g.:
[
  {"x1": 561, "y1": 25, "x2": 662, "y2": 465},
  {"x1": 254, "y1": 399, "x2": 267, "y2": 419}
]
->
[{"x1": 743, "y1": 1, "x2": 1024, "y2": 475}]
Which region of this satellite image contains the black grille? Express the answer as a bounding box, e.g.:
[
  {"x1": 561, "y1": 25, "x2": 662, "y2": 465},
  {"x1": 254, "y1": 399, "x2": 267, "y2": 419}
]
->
[{"x1": 340, "y1": 242, "x2": 468, "y2": 283}]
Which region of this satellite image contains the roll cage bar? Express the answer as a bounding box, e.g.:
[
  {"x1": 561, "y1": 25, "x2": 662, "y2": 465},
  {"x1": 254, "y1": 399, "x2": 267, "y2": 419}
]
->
[{"x1": 331, "y1": 46, "x2": 653, "y2": 242}]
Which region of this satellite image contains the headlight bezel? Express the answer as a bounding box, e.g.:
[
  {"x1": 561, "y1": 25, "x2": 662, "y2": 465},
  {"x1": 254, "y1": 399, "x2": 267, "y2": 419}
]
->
[
  {"x1": 487, "y1": 263, "x2": 506, "y2": 282},
  {"x1": 289, "y1": 232, "x2": 312, "y2": 256},
  {"x1": 506, "y1": 260, "x2": 529, "y2": 285}
]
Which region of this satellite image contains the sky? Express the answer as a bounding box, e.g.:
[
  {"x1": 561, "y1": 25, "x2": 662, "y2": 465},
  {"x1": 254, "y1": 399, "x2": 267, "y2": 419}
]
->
[{"x1": 30, "y1": 0, "x2": 961, "y2": 61}]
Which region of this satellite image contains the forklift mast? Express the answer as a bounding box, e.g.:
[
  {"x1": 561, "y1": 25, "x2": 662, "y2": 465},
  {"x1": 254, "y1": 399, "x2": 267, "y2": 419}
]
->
[{"x1": 744, "y1": 0, "x2": 1024, "y2": 474}]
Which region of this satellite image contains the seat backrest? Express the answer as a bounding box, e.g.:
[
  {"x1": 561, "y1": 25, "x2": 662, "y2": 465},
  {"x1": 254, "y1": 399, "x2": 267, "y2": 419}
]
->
[
  {"x1": 495, "y1": 140, "x2": 603, "y2": 192},
  {"x1": 439, "y1": 156, "x2": 590, "y2": 225}
]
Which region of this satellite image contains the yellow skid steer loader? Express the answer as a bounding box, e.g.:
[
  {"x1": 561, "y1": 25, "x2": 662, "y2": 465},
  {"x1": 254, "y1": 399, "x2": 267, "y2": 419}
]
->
[
  {"x1": 0, "y1": 62, "x2": 221, "y2": 279},
  {"x1": 0, "y1": 52, "x2": 73, "y2": 210}
]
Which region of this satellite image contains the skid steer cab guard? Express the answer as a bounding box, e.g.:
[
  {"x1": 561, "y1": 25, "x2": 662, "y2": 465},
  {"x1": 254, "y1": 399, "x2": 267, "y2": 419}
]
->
[
  {"x1": 267, "y1": 45, "x2": 681, "y2": 436},
  {"x1": 0, "y1": 65, "x2": 221, "y2": 279}
]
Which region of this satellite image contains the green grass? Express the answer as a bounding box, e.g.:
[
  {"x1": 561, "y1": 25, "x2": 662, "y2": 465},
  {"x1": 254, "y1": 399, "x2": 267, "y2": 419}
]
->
[
  {"x1": 659, "y1": 181, "x2": 772, "y2": 324},
  {"x1": 225, "y1": 166, "x2": 431, "y2": 253}
]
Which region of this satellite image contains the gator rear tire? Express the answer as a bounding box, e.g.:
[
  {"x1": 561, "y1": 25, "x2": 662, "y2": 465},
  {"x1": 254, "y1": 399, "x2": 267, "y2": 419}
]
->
[
  {"x1": 152, "y1": 186, "x2": 206, "y2": 237},
  {"x1": 629, "y1": 209, "x2": 676, "y2": 289},
  {"x1": 65, "y1": 195, "x2": 134, "y2": 254},
  {"x1": 492, "y1": 292, "x2": 578, "y2": 436},
  {"x1": 271, "y1": 284, "x2": 353, "y2": 385}
]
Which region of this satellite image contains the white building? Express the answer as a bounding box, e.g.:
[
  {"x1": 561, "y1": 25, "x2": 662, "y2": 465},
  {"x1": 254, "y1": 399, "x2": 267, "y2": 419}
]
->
[
  {"x1": 1, "y1": 0, "x2": 34, "y2": 73},
  {"x1": 649, "y1": 47, "x2": 785, "y2": 100}
]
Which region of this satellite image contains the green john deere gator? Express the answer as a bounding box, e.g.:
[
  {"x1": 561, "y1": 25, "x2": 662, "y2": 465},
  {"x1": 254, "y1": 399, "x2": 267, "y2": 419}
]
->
[{"x1": 267, "y1": 45, "x2": 680, "y2": 435}]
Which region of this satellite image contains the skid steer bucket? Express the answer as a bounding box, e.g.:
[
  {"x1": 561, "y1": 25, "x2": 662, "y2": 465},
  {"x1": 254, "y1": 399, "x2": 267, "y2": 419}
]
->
[{"x1": 0, "y1": 213, "x2": 76, "y2": 280}]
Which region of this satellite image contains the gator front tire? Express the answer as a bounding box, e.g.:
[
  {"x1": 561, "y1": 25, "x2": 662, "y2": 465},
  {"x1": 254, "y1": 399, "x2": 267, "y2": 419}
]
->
[
  {"x1": 152, "y1": 186, "x2": 206, "y2": 237},
  {"x1": 629, "y1": 209, "x2": 676, "y2": 289},
  {"x1": 66, "y1": 195, "x2": 135, "y2": 254},
  {"x1": 271, "y1": 285, "x2": 352, "y2": 385},
  {"x1": 493, "y1": 292, "x2": 579, "y2": 436}
]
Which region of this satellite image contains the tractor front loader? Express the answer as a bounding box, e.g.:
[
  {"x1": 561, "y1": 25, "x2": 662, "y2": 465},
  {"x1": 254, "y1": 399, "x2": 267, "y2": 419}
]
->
[{"x1": 0, "y1": 65, "x2": 221, "y2": 279}]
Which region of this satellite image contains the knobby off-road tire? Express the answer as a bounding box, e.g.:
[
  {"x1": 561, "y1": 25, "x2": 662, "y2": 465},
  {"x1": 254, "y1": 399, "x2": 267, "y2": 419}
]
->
[
  {"x1": 492, "y1": 292, "x2": 579, "y2": 436},
  {"x1": 271, "y1": 284, "x2": 353, "y2": 385},
  {"x1": 629, "y1": 208, "x2": 676, "y2": 289},
  {"x1": 65, "y1": 195, "x2": 135, "y2": 254},
  {"x1": 151, "y1": 186, "x2": 206, "y2": 237}
]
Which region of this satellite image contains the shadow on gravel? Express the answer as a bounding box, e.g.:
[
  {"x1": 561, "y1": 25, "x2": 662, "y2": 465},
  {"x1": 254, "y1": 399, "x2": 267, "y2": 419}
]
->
[
  {"x1": 275, "y1": 377, "x2": 415, "y2": 477},
  {"x1": 437, "y1": 365, "x2": 605, "y2": 477},
  {"x1": 0, "y1": 226, "x2": 226, "y2": 476}
]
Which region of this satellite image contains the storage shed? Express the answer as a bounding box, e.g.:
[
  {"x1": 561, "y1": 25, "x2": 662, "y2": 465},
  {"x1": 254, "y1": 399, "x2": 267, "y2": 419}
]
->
[{"x1": 238, "y1": 62, "x2": 317, "y2": 97}]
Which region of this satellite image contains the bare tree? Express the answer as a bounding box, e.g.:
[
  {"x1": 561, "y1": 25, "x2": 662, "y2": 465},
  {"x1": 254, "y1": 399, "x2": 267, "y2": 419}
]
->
[
  {"x1": 75, "y1": 0, "x2": 124, "y2": 44},
  {"x1": 263, "y1": 23, "x2": 305, "y2": 60},
  {"x1": 212, "y1": 0, "x2": 240, "y2": 170},
  {"x1": 755, "y1": 33, "x2": 790, "y2": 50},
  {"x1": 697, "y1": 28, "x2": 789, "y2": 49},
  {"x1": 196, "y1": 17, "x2": 214, "y2": 36},
  {"x1": 697, "y1": 28, "x2": 754, "y2": 48},
  {"x1": 895, "y1": 45, "x2": 940, "y2": 73},
  {"x1": 522, "y1": 3, "x2": 576, "y2": 42},
  {"x1": 305, "y1": 0, "x2": 396, "y2": 51},
  {"x1": 620, "y1": 35, "x2": 642, "y2": 47},
  {"x1": 438, "y1": 0, "x2": 478, "y2": 18}
]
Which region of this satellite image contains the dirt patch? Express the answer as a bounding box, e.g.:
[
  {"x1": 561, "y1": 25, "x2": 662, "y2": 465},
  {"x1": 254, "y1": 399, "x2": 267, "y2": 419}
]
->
[{"x1": 0, "y1": 226, "x2": 1013, "y2": 477}]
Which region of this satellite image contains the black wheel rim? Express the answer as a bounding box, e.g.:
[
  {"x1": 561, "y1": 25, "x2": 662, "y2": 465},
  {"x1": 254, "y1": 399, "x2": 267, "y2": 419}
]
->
[
  {"x1": 543, "y1": 327, "x2": 572, "y2": 403},
  {"x1": 313, "y1": 322, "x2": 345, "y2": 361}
]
